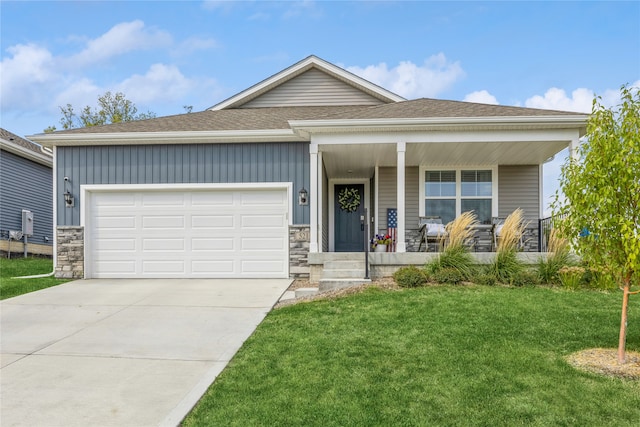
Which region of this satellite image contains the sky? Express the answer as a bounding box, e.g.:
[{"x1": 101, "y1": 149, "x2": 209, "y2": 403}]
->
[{"x1": 1, "y1": 0, "x2": 639, "y2": 214}]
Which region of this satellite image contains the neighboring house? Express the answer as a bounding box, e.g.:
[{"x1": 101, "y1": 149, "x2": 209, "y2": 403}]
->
[
  {"x1": 30, "y1": 56, "x2": 588, "y2": 280},
  {"x1": 0, "y1": 128, "x2": 54, "y2": 256}
]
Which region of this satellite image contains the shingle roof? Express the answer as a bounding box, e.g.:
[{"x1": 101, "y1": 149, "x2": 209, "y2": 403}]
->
[
  {"x1": 0, "y1": 128, "x2": 50, "y2": 156},
  {"x1": 316, "y1": 98, "x2": 583, "y2": 120},
  {"x1": 49, "y1": 106, "x2": 374, "y2": 134},
  {"x1": 46, "y1": 99, "x2": 582, "y2": 136}
]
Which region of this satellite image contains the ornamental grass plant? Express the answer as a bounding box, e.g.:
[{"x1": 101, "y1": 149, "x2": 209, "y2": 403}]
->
[
  {"x1": 490, "y1": 209, "x2": 528, "y2": 284},
  {"x1": 538, "y1": 228, "x2": 573, "y2": 284}
]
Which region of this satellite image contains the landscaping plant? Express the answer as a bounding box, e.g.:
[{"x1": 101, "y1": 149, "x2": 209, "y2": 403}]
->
[
  {"x1": 552, "y1": 85, "x2": 640, "y2": 364},
  {"x1": 427, "y1": 212, "x2": 477, "y2": 283},
  {"x1": 489, "y1": 209, "x2": 528, "y2": 284},
  {"x1": 538, "y1": 228, "x2": 573, "y2": 284}
]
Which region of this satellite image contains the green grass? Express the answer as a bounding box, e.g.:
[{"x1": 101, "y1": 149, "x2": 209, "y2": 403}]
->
[
  {"x1": 183, "y1": 286, "x2": 639, "y2": 426},
  {"x1": 0, "y1": 257, "x2": 69, "y2": 299}
]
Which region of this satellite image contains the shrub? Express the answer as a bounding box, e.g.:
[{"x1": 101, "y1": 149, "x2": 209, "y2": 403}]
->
[
  {"x1": 475, "y1": 272, "x2": 497, "y2": 286},
  {"x1": 432, "y1": 267, "x2": 465, "y2": 285},
  {"x1": 538, "y1": 229, "x2": 573, "y2": 284},
  {"x1": 497, "y1": 208, "x2": 529, "y2": 252},
  {"x1": 511, "y1": 269, "x2": 542, "y2": 287},
  {"x1": 393, "y1": 265, "x2": 428, "y2": 288},
  {"x1": 426, "y1": 245, "x2": 474, "y2": 280},
  {"x1": 444, "y1": 211, "x2": 479, "y2": 250},
  {"x1": 558, "y1": 266, "x2": 586, "y2": 289},
  {"x1": 489, "y1": 249, "x2": 525, "y2": 284}
]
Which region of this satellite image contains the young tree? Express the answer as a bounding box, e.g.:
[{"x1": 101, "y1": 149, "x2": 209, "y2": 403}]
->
[
  {"x1": 45, "y1": 91, "x2": 156, "y2": 132},
  {"x1": 552, "y1": 85, "x2": 640, "y2": 364}
]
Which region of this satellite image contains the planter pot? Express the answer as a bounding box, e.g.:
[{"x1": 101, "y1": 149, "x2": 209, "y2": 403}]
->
[{"x1": 374, "y1": 244, "x2": 387, "y2": 253}]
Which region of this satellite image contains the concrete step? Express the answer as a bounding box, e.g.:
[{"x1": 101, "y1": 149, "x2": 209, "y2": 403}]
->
[
  {"x1": 319, "y1": 278, "x2": 372, "y2": 292},
  {"x1": 324, "y1": 260, "x2": 365, "y2": 270},
  {"x1": 321, "y1": 268, "x2": 366, "y2": 279},
  {"x1": 295, "y1": 287, "x2": 319, "y2": 298}
]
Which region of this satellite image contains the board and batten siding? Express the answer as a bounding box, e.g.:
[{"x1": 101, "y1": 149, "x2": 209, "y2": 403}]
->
[
  {"x1": 56, "y1": 142, "x2": 310, "y2": 226},
  {"x1": 241, "y1": 69, "x2": 385, "y2": 108},
  {"x1": 498, "y1": 165, "x2": 540, "y2": 220},
  {"x1": 0, "y1": 149, "x2": 53, "y2": 246},
  {"x1": 377, "y1": 167, "x2": 419, "y2": 234}
]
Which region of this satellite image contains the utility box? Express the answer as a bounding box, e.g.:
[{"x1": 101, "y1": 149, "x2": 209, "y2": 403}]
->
[{"x1": 22, "y1": 210, "x2": 34, "y2": 237}]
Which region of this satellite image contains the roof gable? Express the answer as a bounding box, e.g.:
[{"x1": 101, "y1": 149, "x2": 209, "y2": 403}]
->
[{"x1": 210, "y1": 55, "x2": 405, "y2": 110}]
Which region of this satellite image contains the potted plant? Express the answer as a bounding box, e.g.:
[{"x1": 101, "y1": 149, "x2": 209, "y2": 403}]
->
[{"x1": 371, "y1": 234, "x2": 392, "y2": 252}]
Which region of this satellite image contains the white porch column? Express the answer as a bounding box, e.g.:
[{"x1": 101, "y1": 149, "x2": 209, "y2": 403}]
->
[
  {"x1": 569, "y1": 135, "x2": 581, "y2": 161},
  {"x1": 396, "y1": 142, "x2": 407, "y2": 252},
  {"x1": 309, "y1": 143, "x2": 319, "y2": 253}
]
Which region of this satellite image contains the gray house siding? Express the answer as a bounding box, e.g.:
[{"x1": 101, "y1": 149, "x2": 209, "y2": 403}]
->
[
  {"x1": 498, "y1": 165, "x2": 540, "y2": 220},
  {"x1": 241, "y1": 69, "x2": 385, "y2": 108},
  {"x1": 56, "y1": 142, "x2": 310, "y2": 226},
  {"x1": 0, "y1": 149, "x2": 53, "y2": 247},
  {"x1": 377, "y1": 166, "x2": 419, "y2": 235}
]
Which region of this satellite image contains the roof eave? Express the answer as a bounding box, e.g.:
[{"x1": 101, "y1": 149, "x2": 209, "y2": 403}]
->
[
  {"x1": 0, "y1": 139, "x2": 53, "y2": 166},
  {"x1": 28, "y1": 129, "x2": 306, "y2": 147},
  {"x1": 289, "y1": 115, "x2": 589, "y2": 135}
]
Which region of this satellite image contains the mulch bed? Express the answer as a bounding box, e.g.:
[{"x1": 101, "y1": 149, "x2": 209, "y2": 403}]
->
[{"x1": 565, "y1": 348, "x2": 640, "y2": 380}]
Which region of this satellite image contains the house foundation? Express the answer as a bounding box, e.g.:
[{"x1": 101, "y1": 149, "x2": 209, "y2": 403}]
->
[{"x1": 56, "y1": 226, "x2": 84, "y2": 279}]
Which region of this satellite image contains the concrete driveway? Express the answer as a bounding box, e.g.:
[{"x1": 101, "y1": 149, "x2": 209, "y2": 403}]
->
[{"x1": 0, "y1": 278, "x2": 291, "y2": 427}]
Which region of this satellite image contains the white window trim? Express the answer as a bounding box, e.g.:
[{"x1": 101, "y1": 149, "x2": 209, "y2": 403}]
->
[{"x1": 418, "y1": 165, "x2": 498, "y2": 223}]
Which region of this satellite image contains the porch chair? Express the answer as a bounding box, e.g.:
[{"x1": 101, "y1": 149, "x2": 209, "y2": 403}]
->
[
  {"x1": 491, "y1": 216, "x2": 526, "y2": 251},
  {"x1": 418, "y1": 216, "x2": 448, "y2": 252},
  {"x1": 490, "y1": 217, "x2": 505, "y2": 251}
]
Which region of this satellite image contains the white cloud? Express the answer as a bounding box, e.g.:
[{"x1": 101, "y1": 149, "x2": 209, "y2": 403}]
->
[
  {"x1": 0, "y1": 43, "x2": 56, "y2": 110},
  {"x1": 116, "y1": 64, "x2": 197, "y2": 104},
  {"x1": 346, "y1": 54, "x2": 465, "y2": 99},
  {"x1": 174, "y1": 37, "x2": 219, "y2": 56},
  {"x1": 68, "y1": 20, "x2": 172, "y2": 67},
  {"x1": 463, "y1": 90, "x2": 498, "y2": 105},
  {"x1": 525, "y1": 87, "x2": 594, "y2": 113}
]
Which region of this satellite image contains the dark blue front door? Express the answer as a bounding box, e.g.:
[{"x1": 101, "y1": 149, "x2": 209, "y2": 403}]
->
[{"x1": 334, "y1": 184, "x2": 365, "y2": 252}]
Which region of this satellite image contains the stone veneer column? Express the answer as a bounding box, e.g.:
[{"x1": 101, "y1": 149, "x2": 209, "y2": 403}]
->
[
  {"x1": 56, "y1": 226, "x2": 84, "y2": 279},
  {"x1": 289, "y1": 225, "x2": 310, "y2": 278}
]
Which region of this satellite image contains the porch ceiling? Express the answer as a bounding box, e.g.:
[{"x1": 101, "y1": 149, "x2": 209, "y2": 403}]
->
[{"x1": 321, "y1": 140, "x2": 568, "y2": 178}]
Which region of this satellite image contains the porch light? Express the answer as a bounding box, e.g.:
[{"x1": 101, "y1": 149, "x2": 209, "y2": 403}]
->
[
  {"x1": 63, "y1": 176, "x2": 74, "y2": 207},
  {"x1": 298, "y1": 187, "x2": 308, "y2": 206}
]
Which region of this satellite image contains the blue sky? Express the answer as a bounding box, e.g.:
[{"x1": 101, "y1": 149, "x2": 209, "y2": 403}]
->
[{"x1": 1, "y1": 1, "x2": 639, "y2": 212}]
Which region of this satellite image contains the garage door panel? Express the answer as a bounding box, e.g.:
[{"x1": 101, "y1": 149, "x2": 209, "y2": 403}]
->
[
  {"x1": 95, "y1": 216, "x2": 137, "y2": 230},
  {"x1": 94, "y1": 238, "x2": 137, "y2": 251},
  {"x1": 142, "y1": 216, "x2": 185, "y2": 229},
  {"x1": 142, "y1": 260, "x2": 185, "y2": 274},
  {"x1": 191, "y1": 192, "x2": 234, "y2": 206},
  {"x1": 89, "y1": 188, "x2": 289, "y2": 278},
  {"x1": 142, "y1": 238, "x2": 185, "y2": 251},
  {"x1": 191, "y1": 215, "x2": 234, "y2": 229},
  {"x1": 142, "y1": 193, "x2": 186, "y2": 207}
]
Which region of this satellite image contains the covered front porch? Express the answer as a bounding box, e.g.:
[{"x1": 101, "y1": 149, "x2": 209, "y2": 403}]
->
[{"x1": 299, "y1": 124, "x2": 582, "y2": 257}]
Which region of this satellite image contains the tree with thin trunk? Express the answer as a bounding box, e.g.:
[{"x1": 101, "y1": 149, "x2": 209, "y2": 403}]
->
[
  {"x1": 44, "y1": 91, "x2": 155, "y2": 132},
  {"x1": 552, "y1": 85, "x2": 639, "y2": 364}
]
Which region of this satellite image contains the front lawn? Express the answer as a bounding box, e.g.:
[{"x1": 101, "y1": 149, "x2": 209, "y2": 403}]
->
[
  {"x1": 0, "y1": 257, "x2": 69, "y2": 299},
  {"x1": 184, "y1": 286, "x2": 639, "y2": 426}
]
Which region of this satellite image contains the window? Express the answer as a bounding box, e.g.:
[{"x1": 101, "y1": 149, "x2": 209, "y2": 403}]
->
[{"x1": 423, "y1": 169, "x2": 495, "y2": 224}]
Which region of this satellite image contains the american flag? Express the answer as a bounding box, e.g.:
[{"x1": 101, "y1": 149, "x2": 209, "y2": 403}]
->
[{"x1": 387, "y1": 208, "x2": 397, "y2": 252}]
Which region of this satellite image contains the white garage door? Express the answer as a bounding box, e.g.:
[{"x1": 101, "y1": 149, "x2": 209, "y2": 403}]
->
[{"x1": 87, "y1": 187, "x2": 289, "y2": 278}]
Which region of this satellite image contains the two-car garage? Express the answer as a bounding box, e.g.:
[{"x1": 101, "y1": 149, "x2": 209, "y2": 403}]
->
[{"x1": 82, "y1": 184, "x2": 291, "y2": 279}]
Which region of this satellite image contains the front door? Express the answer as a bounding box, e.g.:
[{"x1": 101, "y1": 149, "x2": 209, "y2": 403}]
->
[{"x1": 334, "y1": 184, "x2": 365, "y2": 252}]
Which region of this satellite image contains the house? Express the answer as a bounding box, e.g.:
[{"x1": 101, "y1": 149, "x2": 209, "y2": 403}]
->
[
  {"x1": 0, "y1": 128, "x2": 53, "y2": 256},
  {"x1": 29, "y1": 56, "x2": 588, "y2": 281}
]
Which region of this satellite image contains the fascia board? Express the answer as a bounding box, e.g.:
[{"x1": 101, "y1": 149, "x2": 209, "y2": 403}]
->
[
  {"x1": 289, "y1": 115, "x2": 589, "y2": 133},
  {"x1": 0, "y1": 139, "x2": 53, "y2": 167},
  {"x1": 209, "y1": 56, "x2": 404, "y2": 111},
  {"x1": 28, "y1": 129, "x2": 305, "y2": 147}
]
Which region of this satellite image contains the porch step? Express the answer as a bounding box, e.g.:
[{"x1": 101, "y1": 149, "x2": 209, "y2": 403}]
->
[
  {"x1": 295, "y1": 287, "x2": 319, "y2": 298},
  {"x1": 322, "y1": 268, "x2": 367, "y2": 279},
  {"x1": 323, "y1": 260, "x2": 365, "y2": 270},
  {"x1": 319, "y1": 278, "x2": 372, "y2": 292}
]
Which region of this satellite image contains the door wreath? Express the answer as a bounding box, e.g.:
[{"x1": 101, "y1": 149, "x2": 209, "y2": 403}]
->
[{"x1": 338, "y1": 187, "x2": 361, "y2": 212}]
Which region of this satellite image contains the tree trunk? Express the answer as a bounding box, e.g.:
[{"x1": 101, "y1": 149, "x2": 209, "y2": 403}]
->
[{"x1": 617, "y1": 278, "x2": 631, "y2": 364}]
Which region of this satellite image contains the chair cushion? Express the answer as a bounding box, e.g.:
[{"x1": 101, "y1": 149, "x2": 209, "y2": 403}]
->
[
  {"x1": 494, "y1": 224, "x2": 504, "y2": 236},
  {"x1": 426, "y1": 223, "x2": 447, "y2": 236}
]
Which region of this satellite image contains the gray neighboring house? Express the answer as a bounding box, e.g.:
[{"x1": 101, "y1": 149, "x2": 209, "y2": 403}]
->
[
  {"x1": 0, "y1": 128, "x2": 53, "y2": 256},
  {"x1": 30, "y1": 56, "x2": 588, "y2": 280}
]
